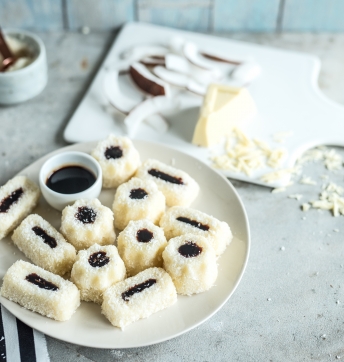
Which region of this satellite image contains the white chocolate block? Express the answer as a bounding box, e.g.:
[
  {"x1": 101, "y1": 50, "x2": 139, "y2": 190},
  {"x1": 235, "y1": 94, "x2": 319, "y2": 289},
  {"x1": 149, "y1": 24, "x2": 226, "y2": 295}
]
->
[
  {"x1": 102, "y1": 267, "x2": 177, "y2": 329},
  {"x1": 0, "y1": 175, "x2": 40, "y2": 240},
  {"x1": 71, "y1": 243, "x2": 126, "y2": 304},
  {"x1": 117, "y1": 219, "x2": 167, "y2": 276},
  {"x1": 60, "y1": 198, "x2": 116, "y2": 251},
  {"x1": 192, "y1": 84, "x2": 257, "y2": 147},
  {"x1": 135, "y1": 159, "x2": 199, "y2": 207},
  {"x1": 160, "y1": 206, "x2": 232, "y2": 256},
  {"x1": 0, "y1": 260, "x2": 80, "y2": 321},
  {"x1": 112, "y1": 177, "x2": 165, "y2": 231},
  {"x1": 162, "y1": 233, "x2": 217, "y2": 295},
  {"x1": 12, "y1": 214, "x2": 77, "y2": 276},
  {"x1": 91, "y1": 135, "x2": 141, "y2": 188}
]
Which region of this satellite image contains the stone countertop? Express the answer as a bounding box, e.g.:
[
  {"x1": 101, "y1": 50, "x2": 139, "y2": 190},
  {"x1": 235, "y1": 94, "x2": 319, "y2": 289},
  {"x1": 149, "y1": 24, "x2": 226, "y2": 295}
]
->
[{"x1": 1, "y1": 31, "x2": 344, "y2": 362}]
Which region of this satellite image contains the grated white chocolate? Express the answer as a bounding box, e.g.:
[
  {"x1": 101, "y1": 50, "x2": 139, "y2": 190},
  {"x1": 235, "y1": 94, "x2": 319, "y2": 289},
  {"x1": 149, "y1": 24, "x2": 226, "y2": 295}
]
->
[
  {"x1": 12, "y1": 214, "x2": 77, "y2": 276},
  {"x1": 135, "y1": 159, "x2": 199, "y2": 207},
  {"x1": 112, "y1": 177, "x2": 165, "y2": 231},
  {"x1": 101, "y1": 267, "x2": 177, "y2": 329},
  {"x1": 117, "y1": 219, "x2": 167, "y2": 276},
  {"x1": 0, "y1": 175, "x2": 40, "y2": 240},
  {"x1": 162, "y1": 233, "x2": 218, "y2": 295},
  {"x1": 71, "y1": 243, "x2": 126, "y2": 304},
  {"x1": 91, "y1": 135, "x2": 141, "y2": 188},
  {"x1": 159, "y1": 206, "x2": 232, "y2": 256},
  {"x1": 60, "y1": 198, "x2": 116, "y2": 251},
  {"x1": 0, "y1": 260, "x2": 80, "y2": 321}
]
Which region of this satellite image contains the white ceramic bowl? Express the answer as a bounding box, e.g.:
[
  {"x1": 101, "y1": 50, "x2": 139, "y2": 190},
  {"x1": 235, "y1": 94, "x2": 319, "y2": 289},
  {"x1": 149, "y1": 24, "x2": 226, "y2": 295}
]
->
[
  {"x1": 0, "y1": 29, "x2": 47, "y2": 105},
  {"x1": 39, "y1": 151, "x2": 102, "y2": 211}
]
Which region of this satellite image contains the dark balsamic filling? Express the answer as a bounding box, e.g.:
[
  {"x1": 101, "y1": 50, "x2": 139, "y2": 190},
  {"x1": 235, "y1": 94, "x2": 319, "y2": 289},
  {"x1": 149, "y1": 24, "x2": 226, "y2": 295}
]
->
[
  {"x1": 176, "y1": 216, "x2": 210, "y2": 231},
  {"x1": 136, "y1": 228, "x2": 153, "y2": 243},
  {"x1": 178, "y1": 241, "x2": 202, "y2": 258},
  {"x1": 148, "y1": 169, "x2": 184, "y2": 185},
  {"x1": 46, "y1": 165, "x2": 96, "y2": 194},
  {"x1": 75, "y1": 206, "x2": 97, "y2": 224},
  {"x1": 105, "y1": 146, "x2": 123, "y2": 160},
  {"x1": 129, "y1": 188, "x2": 148, "y2": 200},
  {"x1": 32, "y1": 226, "x2": 57, "y2": 248},
  {"x1": 122, "y1": 278, "x2": 157, "y2": 302},
  {"x1": 25, "y1": 273, "x2": 59, "y2": 291},
  {"x1": 88, "y1": 251, "x2": 110, "y2": 267},
  {"x1": 0, "y1": 188, "x2": 24, "y2": 213}
]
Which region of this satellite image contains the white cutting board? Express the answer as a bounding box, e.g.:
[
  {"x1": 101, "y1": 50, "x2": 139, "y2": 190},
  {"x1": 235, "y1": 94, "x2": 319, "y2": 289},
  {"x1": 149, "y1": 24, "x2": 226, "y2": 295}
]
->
[{"x1": 64, "y1": 22, "x2": 344, "y2": 188}]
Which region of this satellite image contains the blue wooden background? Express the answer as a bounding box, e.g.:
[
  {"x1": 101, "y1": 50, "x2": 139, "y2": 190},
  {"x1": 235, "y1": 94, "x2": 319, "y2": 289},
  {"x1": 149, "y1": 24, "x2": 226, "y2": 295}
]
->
[{"x1": 0, "y1": 0, "x2": 343, "y2": 32}]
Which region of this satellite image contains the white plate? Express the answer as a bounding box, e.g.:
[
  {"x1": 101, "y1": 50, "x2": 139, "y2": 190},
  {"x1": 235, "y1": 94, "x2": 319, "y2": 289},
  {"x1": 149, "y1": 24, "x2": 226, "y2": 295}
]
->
[{"x1": 0, "y1": 140, "x2": 250, "y2": 349}]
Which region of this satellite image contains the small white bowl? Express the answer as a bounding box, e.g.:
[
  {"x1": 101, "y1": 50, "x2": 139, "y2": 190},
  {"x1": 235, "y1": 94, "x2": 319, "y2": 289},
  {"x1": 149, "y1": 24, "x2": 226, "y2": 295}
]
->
[
  {"x1": 39, "y1": 151, "x2": 102, "y2": 211},
  {"x1": 0, "y1": 29, "x2": 47, "y2": 105}
]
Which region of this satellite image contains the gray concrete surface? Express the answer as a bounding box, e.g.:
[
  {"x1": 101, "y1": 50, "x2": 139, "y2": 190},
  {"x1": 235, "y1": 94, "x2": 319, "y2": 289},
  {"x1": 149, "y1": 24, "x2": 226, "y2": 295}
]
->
[{"x1": 1, "y1": 30, "x2": 344, "y2": 362}]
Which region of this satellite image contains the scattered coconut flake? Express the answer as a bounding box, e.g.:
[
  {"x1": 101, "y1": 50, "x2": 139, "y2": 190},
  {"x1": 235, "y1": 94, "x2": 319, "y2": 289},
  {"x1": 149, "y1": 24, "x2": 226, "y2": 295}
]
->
[
  {"x1": 288, "y1": 194, "x2": 303, "y2": 201},
  {"x1": 334, "y1": 229, "x2": 339, "y2": 232},
  {"x1": 280, "y1": 246, "x2": 285, "y2": 251},
  {"x1": 300, "y1": 176, "x2": 317, "y2": 185},
  {"x1": 267, "y1": 298, "x2": 271, "y2": 301},
  {"x1": 302, "y1": 203, "x2": 311, "y2": 212}
]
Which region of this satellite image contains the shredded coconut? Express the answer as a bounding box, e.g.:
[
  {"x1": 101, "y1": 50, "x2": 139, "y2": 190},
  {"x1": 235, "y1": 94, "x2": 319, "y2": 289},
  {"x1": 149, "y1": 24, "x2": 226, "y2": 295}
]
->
[{"x1": 212, "y1": 127, "x2": 288, "y2": 178}]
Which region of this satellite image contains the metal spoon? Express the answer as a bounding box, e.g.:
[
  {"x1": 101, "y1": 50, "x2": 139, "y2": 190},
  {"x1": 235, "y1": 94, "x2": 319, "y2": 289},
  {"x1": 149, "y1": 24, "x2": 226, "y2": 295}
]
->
[{"x1": 0, "y1": 28, "x2": 16, "y2": 72}]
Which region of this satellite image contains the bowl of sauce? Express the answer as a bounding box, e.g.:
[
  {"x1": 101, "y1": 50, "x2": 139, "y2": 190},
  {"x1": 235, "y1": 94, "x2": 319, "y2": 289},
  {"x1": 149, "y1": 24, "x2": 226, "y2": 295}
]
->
[{"x1": 39, "y1": 151, "x2": 102, "y2": 211}]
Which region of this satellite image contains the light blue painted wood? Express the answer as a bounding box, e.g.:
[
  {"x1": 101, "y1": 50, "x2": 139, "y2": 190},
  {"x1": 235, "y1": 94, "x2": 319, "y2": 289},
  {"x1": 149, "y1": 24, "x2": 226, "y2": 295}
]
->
[
  {"x1": 283, "y1": 0, "x2": 344, "y2": 31},
  {"x1": 213, "y1": 0, "x2": 280, "y2": 32},
  {"x1": 138, "y1": 0, "x2": 212, "y2": 32},
  {"x1": 66, "y1": 0, "x2": 135, "y2": 30},
  {"x1": 0, "y1": 0, "x2": 63, "y2": 30}
]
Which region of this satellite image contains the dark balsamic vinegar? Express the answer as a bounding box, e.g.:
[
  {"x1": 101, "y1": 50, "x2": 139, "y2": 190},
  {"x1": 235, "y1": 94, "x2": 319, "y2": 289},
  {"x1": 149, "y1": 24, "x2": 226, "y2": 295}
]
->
[{"x1": 46, "y1": 165, "x2": 96, "y2": 194}]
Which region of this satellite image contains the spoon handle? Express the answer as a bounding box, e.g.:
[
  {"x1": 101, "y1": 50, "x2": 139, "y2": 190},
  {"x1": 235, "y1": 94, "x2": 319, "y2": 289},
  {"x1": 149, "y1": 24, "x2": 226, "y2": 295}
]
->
[{"x1": 0, "y1": 28, "x2": 14, "y2": 60}]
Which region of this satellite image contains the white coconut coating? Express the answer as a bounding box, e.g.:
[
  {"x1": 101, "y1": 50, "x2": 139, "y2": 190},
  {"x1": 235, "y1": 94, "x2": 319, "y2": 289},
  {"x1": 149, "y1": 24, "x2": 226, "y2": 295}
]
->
[
  {"x1": 162, "y1": 233, "x2": 218, "y2": 295},
  {"x1": 101, "y1": 267, "x2": 177, "y2": 329},
  {"x1": 159, "y1": 206, "x2": 232, "y2": 256},
  {"x1": 60, "y1": 198, "x2": 116, "y2": 251},
  {"x1": 91, "y1": 135, "x2": 141, "y2": 188},
  {"x1": 0, "y1": 260, "x2": 80, "y2": 321},
  {"x1": 71, "y1": 243, "x2": 126, "y2": 304},
  {"x1": 135, "y1": 159, "x2": 199, "y2": 207},
  {"x1": 117, "y1": 219, "x2": 167, "y2": 276},
  {"x1": 0, "y1": 175, "x2": 40, "y2": 240},
  {"x1": 12, "y1": 214, "x2": 77, "y2": 276},
  {"x1": 112, "y1": 177, "x2": 165, "y2": 231}
]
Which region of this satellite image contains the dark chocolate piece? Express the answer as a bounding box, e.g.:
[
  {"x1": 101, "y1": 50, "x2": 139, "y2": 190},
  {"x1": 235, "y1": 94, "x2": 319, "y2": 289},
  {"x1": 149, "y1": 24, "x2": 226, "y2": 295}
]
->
[
  {"x1": 104, "y1": 146, "x2": 123, "y2": 160},
  {"x1": 122, "y1": 278, "x2": 157, "y2": 301},
  {"x1": 136, "y1": 228, "x2": 153, "y2": 243},
  {"x1": 75, "y1": 206, "x2": 97, "y2": 224},
  {"x1": 148, "y1": 169, "x2": 184, "y2": 185},
  {"x1": 178, "y1": 241, "x2": 202, "y2": 258},
  {"x1": 129, "y1": 188, "x2": 148, "y2": 200},
  {"x1": 88, "y1": 251, "x2": 110, "y2": 267},
  {"x1": 176, "y1": 216, "x2": 209, "y2": 231},
  {"x1": 25, "y1": 273, "x2": 59, "y2": 291},
  {"x1": 32, "y1": 226, "x2": 57, "y2": 248},
  {"x1": 0, "y1": 188, "x2": 23, "y2": 213}
]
